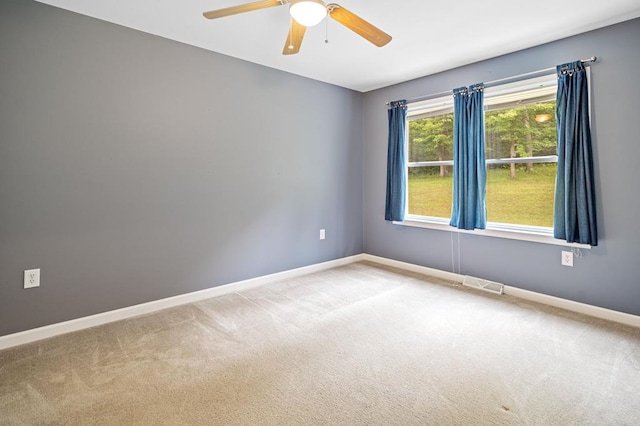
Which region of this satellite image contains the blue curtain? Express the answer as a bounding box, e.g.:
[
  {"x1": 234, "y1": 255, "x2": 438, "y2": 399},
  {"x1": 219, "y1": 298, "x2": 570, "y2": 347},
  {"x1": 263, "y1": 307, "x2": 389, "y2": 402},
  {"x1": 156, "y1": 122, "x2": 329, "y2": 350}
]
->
[
  {"x1": 554, "y1": 61, "x2": 598, "y2": 246},
  {"x1": 385, "y1": 100, "x2": 407, "y2": 221},
  {"x1": 450, "y1": 84, "x2": 486, "y2": 230}
]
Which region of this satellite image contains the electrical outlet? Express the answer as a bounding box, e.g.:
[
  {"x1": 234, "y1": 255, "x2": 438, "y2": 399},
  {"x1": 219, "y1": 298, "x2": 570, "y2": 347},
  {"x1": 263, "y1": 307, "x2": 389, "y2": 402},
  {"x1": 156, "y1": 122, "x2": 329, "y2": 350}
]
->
[
  {"x1": 319, "y1": 229, "x2": 326, "y2": 240},
  {"x1": 561, "y1": 251, "x2": 573, "y2": 267},
  {"x1": 24, "y1": 268, "x2": 40, "y2": 289}
]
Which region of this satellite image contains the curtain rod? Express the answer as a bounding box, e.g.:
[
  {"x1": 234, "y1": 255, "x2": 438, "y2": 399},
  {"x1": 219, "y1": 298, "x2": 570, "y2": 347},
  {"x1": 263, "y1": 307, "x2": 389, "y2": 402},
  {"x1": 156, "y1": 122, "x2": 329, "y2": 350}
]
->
[{"x1": 386, "y1": 56, "x2": 597, "y2": 106}]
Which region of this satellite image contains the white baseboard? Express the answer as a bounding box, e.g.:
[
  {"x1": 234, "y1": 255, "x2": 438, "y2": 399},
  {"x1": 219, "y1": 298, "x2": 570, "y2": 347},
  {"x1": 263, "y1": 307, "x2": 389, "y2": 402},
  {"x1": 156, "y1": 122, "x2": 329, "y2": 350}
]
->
[
  {"x1": 361, "y1": 254, "x2": 463, "y2": 282},
  {"x1": 2, "y1": 252, "x2": 637, "y2": 350},
  {"x1": 0, "y1": 254, "x2": 365, "y2": 350},
  {"x1": 502, "y1": 286, "x2": 640, "y2": 328},
  {"x1": 362, "y1": 254, "x2": 640, "y2": 329}
]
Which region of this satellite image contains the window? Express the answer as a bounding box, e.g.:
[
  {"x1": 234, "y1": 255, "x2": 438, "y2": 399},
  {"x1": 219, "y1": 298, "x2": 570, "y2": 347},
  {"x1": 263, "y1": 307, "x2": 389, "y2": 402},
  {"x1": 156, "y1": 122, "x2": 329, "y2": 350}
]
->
[{"x1": 406, "y1": 75, "x2": 558, "y2": 232}]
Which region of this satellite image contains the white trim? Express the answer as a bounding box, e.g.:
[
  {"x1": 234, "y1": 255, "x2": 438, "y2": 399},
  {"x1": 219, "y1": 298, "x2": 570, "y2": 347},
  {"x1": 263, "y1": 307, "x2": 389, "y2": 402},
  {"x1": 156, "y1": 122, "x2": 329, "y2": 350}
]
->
[
  {"x1": 407, "y1": 74, "x2": 557, "y2": 118},
  {"x1": 393, "y1": 218, "x2": 591, "y2": 249},
  {"x1": 0, "y1": 255, "x2": 365, "y2": 350},
  {"x1": 361, "y1": 254, "x2": 462, "y2": 282},
  {"x1": 362, "y1": 255, "x2": 639, "y2": 329},
  {"x1": 2, "y1": 252, "x2": 637, "y2": 350},
  {"x1": 502, "y1": 286, "x2": 640, "y2": 328}
]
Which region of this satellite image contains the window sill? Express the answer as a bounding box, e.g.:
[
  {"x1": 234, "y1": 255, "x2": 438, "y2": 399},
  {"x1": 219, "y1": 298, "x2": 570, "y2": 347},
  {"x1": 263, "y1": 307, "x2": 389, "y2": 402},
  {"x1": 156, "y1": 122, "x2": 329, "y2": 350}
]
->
[{"x1": 392, "y1": 216, "x2": 591, "y2": 249}]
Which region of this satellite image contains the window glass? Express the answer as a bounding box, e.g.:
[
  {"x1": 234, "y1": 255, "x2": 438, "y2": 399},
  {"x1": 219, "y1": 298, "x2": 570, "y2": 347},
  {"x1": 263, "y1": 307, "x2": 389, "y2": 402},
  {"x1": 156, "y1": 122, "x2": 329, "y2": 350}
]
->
[
  {"x1": 406, "y1": 75, "x2": 558, "y2": 229},
  {"x1": 484, "y1": 85, "x2": 557, "y2": 228},
  {"x1": 407, "y1": 110, "x2": 453, "y2": 219}
]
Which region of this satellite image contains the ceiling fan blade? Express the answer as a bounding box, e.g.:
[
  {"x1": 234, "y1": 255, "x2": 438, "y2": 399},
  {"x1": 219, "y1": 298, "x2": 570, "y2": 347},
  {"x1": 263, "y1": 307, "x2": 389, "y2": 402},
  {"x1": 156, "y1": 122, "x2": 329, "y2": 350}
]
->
[
  {"x1": 327, "y1": 4, "x2": 391, "y2": 47},
  {"x1": 203, "y1": 0, "x2": 283, "y2": 19},
  {"x1": 283, "y1": 19, "x2": 306, "y2": 55}
]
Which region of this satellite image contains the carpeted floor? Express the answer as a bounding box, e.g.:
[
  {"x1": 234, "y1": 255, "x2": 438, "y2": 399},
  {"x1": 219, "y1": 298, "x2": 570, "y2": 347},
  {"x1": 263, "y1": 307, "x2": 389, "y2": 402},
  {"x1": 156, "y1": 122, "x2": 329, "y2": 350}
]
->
[{"x1": 1, "y1": 261, "x2": 639, "y2": 425}]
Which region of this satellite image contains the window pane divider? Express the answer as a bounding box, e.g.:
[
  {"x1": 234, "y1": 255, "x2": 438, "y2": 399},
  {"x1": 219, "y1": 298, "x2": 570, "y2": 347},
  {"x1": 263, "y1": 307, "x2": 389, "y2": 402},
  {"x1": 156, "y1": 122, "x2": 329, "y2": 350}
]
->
[{"x1": 409, "y1": 155, "x2": 558, "y2": 168}]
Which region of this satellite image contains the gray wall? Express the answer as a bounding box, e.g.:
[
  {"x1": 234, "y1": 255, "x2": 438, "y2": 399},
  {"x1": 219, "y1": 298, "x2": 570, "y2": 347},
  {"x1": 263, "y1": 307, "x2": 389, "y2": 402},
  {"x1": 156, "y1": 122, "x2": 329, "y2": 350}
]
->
[
  {"x1": 0, "y1": 1, "x2": 363, "y2": 336},
  {"x1": 363, "y1": 18, "x2": 640, "y2": 316}
]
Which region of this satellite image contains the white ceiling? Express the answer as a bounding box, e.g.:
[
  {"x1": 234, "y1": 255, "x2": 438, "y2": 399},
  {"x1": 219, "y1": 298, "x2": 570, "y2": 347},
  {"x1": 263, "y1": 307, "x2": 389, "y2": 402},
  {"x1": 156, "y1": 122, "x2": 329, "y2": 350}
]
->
[{"x1": 35, "y1": 0, "x2": 640, "y2": 92}]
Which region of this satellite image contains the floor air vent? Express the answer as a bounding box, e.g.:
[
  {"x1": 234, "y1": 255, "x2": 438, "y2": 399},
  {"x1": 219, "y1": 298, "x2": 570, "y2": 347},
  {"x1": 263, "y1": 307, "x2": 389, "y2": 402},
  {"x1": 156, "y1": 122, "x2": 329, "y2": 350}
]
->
[{"x1": 462, "y1": 275, "x2": 504, "y2": 295}]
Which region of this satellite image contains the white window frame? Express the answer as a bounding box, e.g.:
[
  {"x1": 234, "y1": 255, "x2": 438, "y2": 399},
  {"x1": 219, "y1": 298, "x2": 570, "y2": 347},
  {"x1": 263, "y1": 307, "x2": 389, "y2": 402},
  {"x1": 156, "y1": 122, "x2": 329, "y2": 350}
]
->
[{"x1": 395, "y1": 73, "x2": 591, "y2": 249}]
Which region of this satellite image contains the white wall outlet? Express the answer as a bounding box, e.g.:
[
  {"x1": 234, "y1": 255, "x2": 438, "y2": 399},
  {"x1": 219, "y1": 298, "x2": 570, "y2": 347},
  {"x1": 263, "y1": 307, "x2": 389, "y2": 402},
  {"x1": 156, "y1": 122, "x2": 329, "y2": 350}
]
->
[
  {"x1": 24, "y1": 268, "x2": 40, "y2": 289},
  {"x1": 561, "y1": 251, "x2": 573, "y2": 267},
  {"x1": 319, "y1": 229, "x2": 326, "y2": 240}
]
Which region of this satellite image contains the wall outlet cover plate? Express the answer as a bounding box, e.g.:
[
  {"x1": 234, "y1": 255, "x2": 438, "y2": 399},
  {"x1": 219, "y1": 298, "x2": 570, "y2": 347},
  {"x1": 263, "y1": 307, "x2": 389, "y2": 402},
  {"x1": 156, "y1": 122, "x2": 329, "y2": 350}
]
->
[{"x1": 24, "y1": 268, "x2": 40, "y2": 289}]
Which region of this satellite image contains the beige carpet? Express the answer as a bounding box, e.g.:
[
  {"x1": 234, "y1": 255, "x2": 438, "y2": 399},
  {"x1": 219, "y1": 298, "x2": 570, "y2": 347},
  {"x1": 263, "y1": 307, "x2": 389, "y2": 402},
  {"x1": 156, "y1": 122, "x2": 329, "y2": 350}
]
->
[{"x1": 1, "y1": 261, "x2": 639, "y2": 425}]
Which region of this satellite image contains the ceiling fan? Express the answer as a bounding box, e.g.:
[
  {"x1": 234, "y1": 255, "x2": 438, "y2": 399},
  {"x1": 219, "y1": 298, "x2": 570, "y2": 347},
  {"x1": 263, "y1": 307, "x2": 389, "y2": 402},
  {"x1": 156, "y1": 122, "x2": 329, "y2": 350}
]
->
[{"x1": 202, "y1": 0, "x2": 392, "y2": 55}]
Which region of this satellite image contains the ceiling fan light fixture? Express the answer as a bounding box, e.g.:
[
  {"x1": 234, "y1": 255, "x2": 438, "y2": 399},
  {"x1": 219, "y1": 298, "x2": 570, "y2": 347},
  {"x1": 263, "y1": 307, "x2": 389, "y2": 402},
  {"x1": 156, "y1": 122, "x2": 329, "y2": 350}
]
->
[{"x1": 289, "y1": 0, "x2": 326, "y2": 27}]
